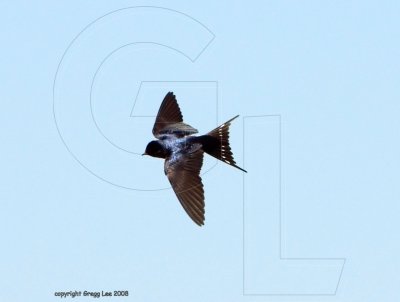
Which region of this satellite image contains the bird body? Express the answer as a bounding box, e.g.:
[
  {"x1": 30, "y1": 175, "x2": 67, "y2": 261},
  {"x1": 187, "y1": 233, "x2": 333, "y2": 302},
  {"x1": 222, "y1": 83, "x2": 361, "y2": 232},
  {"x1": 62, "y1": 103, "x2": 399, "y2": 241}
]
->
[{"x1": 144, "y1": 92, "x2": 246, "y2": 226}]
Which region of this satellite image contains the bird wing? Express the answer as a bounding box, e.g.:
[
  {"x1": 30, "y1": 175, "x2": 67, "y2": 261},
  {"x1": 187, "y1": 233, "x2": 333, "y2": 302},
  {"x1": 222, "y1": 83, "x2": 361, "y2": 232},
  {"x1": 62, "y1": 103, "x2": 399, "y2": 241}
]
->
[
  {"x1": 164, "y1": 147, "x2": 205, "y2": 226},
  {"x1": 152, "y1": 92, "x2": 198, "y2": 138}
]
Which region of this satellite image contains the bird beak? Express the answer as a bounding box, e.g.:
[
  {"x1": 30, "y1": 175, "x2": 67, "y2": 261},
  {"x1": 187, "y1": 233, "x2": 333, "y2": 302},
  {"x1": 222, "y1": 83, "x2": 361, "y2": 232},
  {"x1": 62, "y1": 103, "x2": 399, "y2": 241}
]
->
[{"x1": 142, "y1": 152, "x2": 147, "y2": 156}]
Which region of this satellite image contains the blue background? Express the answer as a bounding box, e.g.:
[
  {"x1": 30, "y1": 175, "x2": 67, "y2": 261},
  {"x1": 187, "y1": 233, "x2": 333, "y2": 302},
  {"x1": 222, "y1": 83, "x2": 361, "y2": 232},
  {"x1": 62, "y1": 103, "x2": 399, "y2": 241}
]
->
[{"x1": 1, "y1": 1, "x2": 399, "y2": 301}]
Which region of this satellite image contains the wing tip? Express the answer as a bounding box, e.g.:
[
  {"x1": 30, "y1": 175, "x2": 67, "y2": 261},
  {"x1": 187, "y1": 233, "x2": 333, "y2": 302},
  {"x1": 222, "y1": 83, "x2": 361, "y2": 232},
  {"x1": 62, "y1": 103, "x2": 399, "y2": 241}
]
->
[
  {"x1": 237, "y1": 166, "x2": 248, "y2": 173},
  {"x1": 195, "y1": 219, "x2": 205, "y2": 227}
]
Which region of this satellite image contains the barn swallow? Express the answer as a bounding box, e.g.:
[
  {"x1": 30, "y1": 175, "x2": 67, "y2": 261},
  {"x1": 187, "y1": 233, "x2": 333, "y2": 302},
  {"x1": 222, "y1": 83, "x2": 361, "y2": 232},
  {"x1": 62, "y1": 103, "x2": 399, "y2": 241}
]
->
[{"x1": 143, "y1": 92, "x2": 247, "y2": 226}]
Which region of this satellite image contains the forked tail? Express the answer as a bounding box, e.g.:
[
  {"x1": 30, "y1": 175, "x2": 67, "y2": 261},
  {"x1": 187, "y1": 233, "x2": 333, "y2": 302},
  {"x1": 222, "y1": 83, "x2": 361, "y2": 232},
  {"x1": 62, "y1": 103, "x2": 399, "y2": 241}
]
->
[{"x1": 200, "y1": 115, "x2": 247, "y2": 173}]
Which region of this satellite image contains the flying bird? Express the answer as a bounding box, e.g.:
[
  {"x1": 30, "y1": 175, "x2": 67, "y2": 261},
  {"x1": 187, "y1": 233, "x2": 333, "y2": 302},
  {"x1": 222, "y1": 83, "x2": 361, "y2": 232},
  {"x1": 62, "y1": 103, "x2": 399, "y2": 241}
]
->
[{"x1": 143, "y1": 92, "x2": 247, "y2": 226}]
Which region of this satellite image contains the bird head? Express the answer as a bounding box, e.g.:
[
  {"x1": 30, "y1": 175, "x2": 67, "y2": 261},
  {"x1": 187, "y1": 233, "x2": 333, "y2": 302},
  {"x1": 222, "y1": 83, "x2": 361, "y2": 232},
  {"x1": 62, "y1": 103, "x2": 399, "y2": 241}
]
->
[{"x1": 143, "y1": 140, "x2": 166, "y2": 158}]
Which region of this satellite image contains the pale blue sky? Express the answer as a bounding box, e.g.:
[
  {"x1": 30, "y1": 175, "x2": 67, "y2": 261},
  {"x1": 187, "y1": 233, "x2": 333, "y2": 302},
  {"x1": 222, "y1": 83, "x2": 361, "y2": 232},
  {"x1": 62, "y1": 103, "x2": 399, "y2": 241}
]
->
[{"x1": 1, "y1": 1, "x2": 399, "y2": 301}]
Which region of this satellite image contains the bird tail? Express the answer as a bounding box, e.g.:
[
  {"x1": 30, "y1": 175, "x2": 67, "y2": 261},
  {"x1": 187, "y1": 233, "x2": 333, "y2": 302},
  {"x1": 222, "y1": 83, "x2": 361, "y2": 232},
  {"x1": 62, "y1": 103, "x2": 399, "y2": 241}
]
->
[{"x1": 199, "y1": 115, "x2": 247, "y2": 173}]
